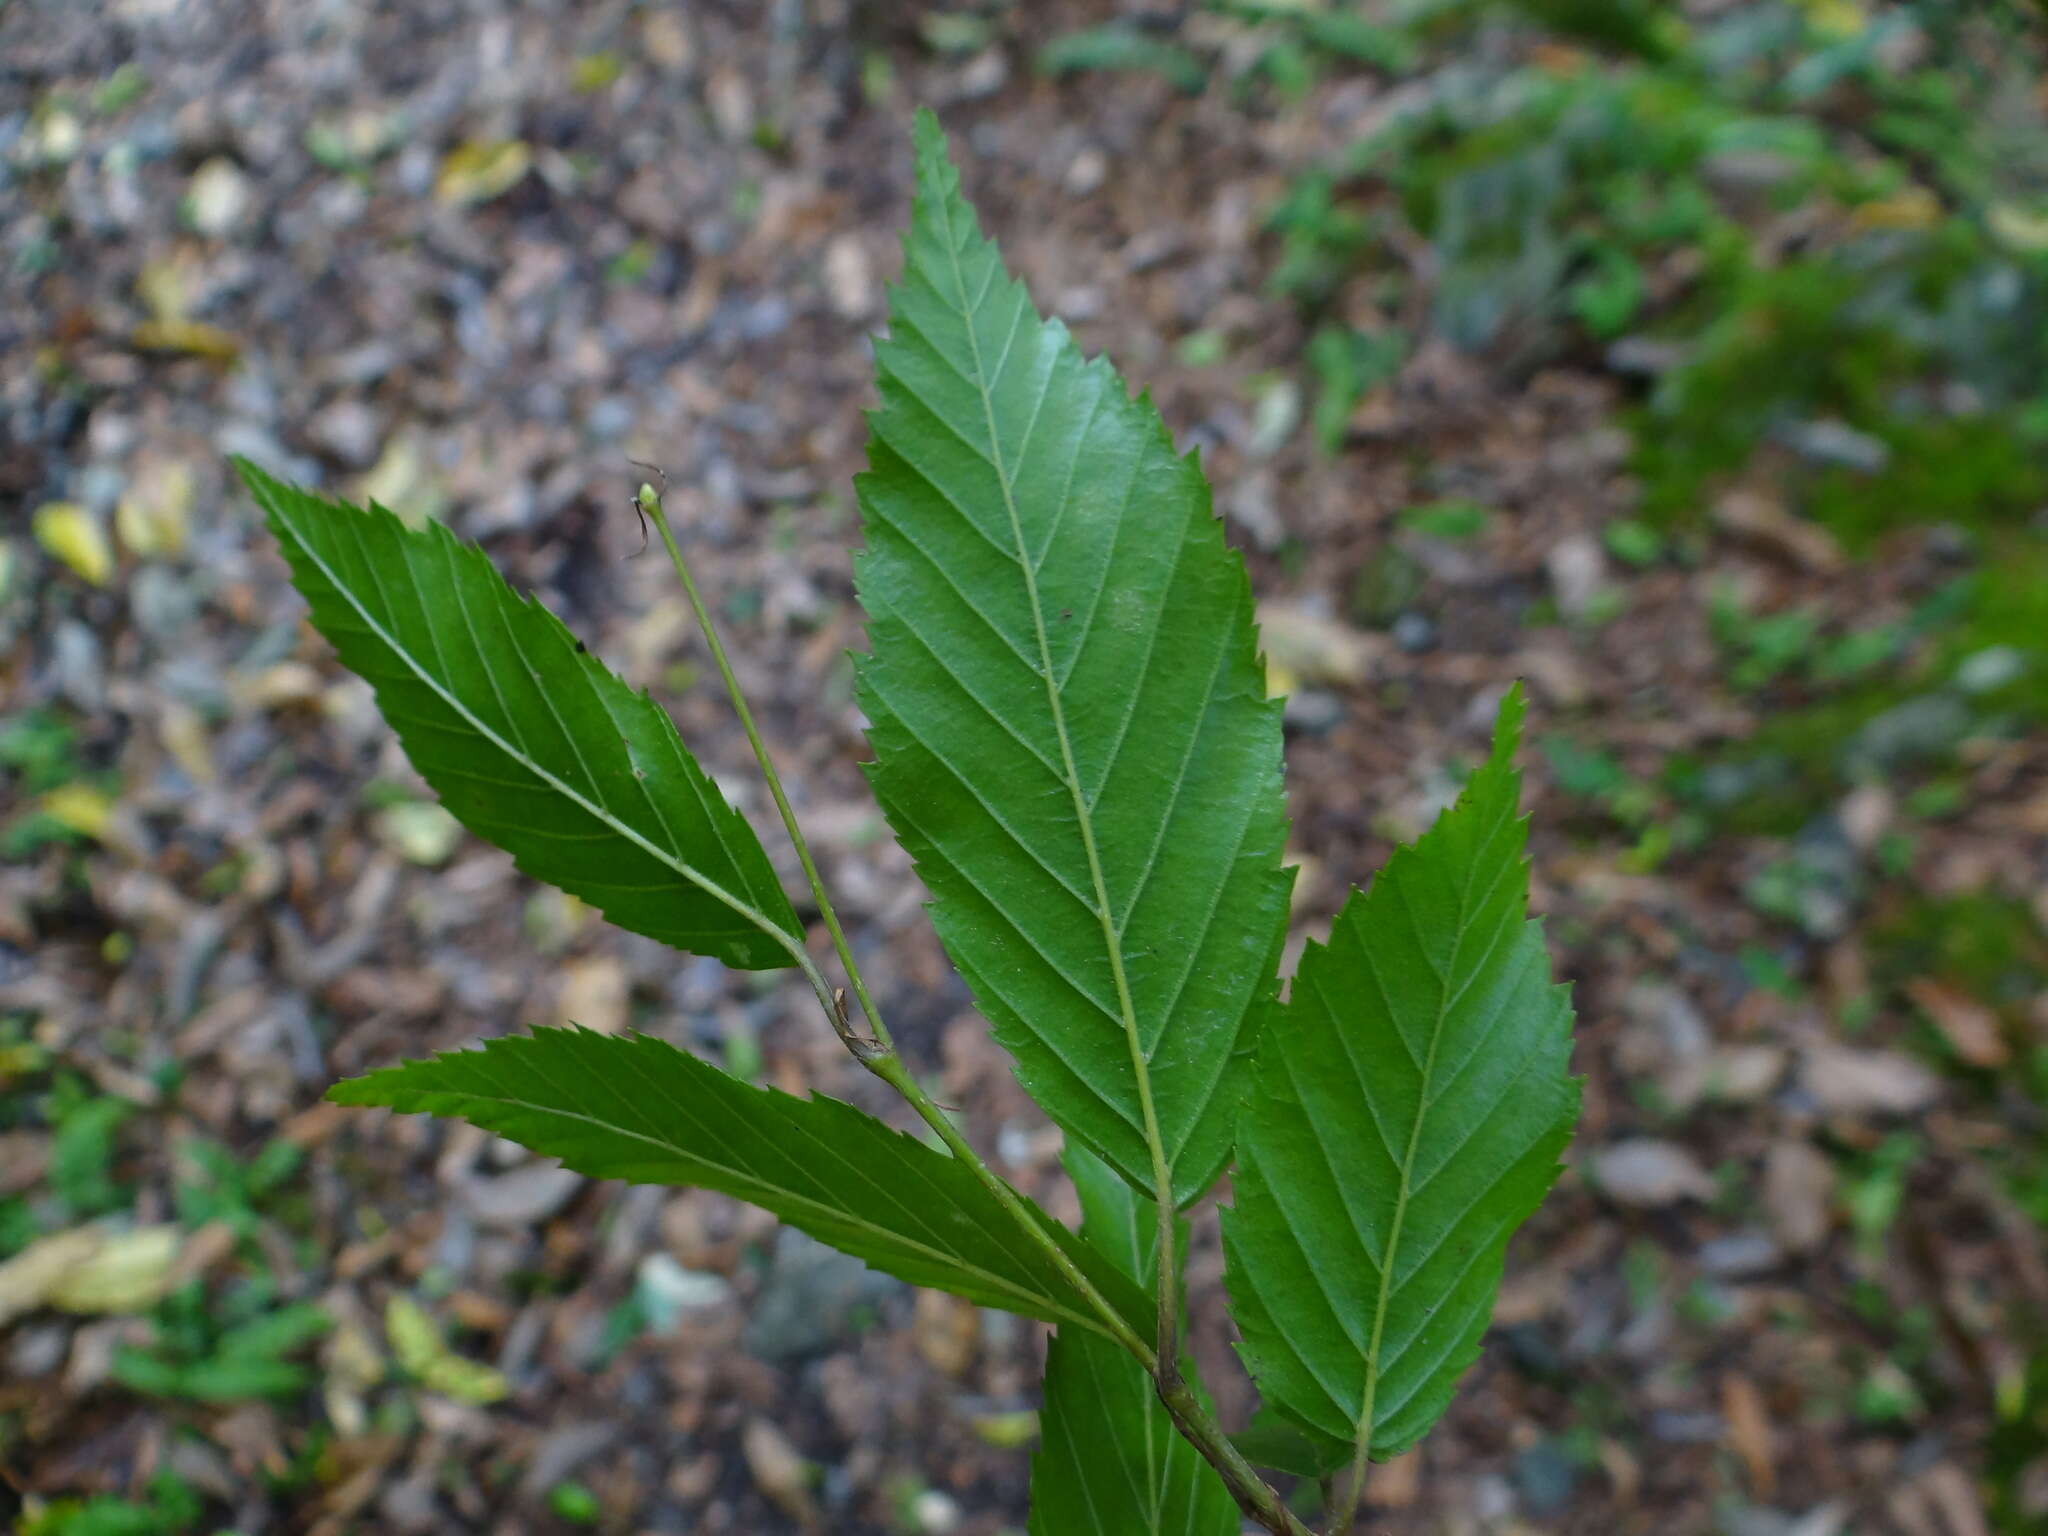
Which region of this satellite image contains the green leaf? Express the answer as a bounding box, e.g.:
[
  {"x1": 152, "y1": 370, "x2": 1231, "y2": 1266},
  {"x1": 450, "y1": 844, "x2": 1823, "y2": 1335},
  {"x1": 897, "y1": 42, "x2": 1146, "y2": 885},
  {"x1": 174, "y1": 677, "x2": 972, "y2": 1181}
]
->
[
  {"x1": 855, "y1": 111, "x2": 1293, "y2": 1206},
  {"x1": 1028, "y1": 1144, "x2": 1236, "y2": 1536},
  {"x1": 1226, "y1": 1419, "x2": 1342, "y2": 1479},
  {"x1": 1223, "y1": 685, "x2": 1578, "y2": 1469},
  {"x1": 332, "y1": 1026, "x2": 1152, "y2": 1340},
  {"x1": 237, "y1": 460, "x2": 802, "y2": 971},
  {"x1": 1398, "y1": 499, "x2": 1494, "y2": 542},
  {"x1": 1037, "y1": 26, "x2": 1209, "y2": 94}
]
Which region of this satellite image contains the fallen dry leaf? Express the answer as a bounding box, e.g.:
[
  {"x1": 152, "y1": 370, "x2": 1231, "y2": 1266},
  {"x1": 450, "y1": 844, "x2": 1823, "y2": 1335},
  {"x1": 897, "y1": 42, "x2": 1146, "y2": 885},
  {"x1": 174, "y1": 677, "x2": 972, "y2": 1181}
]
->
[
  {"x1": 1714, "y1": 488, "x2": 1844, "y2": 572},
  {"x1": 912, "y1": 1288, "x2": 979, "y2": 1378},
  {"x1": 1663, "y1": 1043, "x2": 1787, "y2": 1112},
  {"x1": 0, "y1": 1224, "x2": 181, "y2": 1325},
  {"x1": 1720, "y1": 1372, "x2": 1776, "y2": 1498},
  {"x1": 1900, "y1": 1460, "x2": 1991, "y2": 1536},
  {"x1": 555, "y1": 955, "x2": 628, "y2": 1035},
  {"x1": 1589, "y1": 1139, "x2": 1715, "y2": 1207},
  {"x1": 1801, "y1": 1043, "x2": 1941, "y2": 1117},
  {"x1": 33, "y1": 502, "x2": 113, "y2": 585},
  {"x1": 1365, "y1": 1447, "x2": 1421, "y2": 1509},
  {"x1": 435, "y1": 139, "x2": 532, "y2": 206},
  {"x1": 40, "y1": 783, "x2": 117, "y2": 842},
  {"x1": 116, "y1": 460, "x2": 195, "y2": 558},
  {"x1": 742, "y1": 1416, "x2": 819, "y2": 1529},
  {"x1": 1256, "y1": 600, "x2": 1383, "y2": 692},
  {"x1": 130, "y1": 318, "x2": 243, "y2": 362},
  {"x1": 1763, "y1": 1139, "x2": 1837, "y2": 1255},
  {"x1": 1907, "y1": 978, "x2": 2010, "y2": 1068}
]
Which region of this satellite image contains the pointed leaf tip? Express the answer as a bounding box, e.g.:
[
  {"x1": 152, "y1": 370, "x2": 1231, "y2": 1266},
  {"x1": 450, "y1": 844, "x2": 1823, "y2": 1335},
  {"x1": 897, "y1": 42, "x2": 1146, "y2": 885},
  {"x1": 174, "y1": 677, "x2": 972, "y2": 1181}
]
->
[{"x1": 1486, "y1": 679, "x2": 1527, "y2": 773}]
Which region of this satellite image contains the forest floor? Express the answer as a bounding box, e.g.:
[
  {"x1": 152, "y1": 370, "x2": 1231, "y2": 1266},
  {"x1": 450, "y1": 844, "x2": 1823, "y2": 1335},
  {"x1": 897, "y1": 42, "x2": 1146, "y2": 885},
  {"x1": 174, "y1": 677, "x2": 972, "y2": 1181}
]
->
[{"x1": 3, "y1": 3, "x2": 2046, "y2": 1534}]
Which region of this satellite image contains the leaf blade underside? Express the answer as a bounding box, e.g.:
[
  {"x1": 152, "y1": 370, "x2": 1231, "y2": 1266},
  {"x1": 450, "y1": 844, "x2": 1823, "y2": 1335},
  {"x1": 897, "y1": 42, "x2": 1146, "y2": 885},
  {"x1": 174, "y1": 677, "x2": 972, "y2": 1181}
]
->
[
  {"x1": 240, "y1": 459, "x2": 802, "y2": 971},
  {"x1": 333, "y1": 1027, "x2": 1152, "y2": 1339},
  {"x1": 1223, "y1": 686, "x2": 1578, "y2": 1469},
  {"x1": 854, "y1": 111, "x2": 1293, "y2": 1206},
  {"x1": 1027, "y1": 1144, "x2": 1237, "y2": 1536}
]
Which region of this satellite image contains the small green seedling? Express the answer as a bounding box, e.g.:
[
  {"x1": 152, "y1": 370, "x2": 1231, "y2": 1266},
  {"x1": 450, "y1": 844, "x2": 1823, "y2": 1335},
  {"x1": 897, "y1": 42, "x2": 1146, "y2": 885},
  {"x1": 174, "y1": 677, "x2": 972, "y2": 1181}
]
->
[{"x1": 236, "y1": 112, "x2": 1577, "y2": 1533}]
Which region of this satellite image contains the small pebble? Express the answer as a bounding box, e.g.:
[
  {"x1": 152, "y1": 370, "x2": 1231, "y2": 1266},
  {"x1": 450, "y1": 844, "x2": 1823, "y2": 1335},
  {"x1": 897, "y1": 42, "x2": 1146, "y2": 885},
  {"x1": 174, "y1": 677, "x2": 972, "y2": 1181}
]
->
[
  {"x1": 1283, "y1": 688, "x2": 1344, "y2": 734},
  {"x1": 1391, "y1": 611, "x2": 1437, "y2": 653},
  {"x1": 1698, "y1": 1231, "x2": 1782, "y2": 1277}
]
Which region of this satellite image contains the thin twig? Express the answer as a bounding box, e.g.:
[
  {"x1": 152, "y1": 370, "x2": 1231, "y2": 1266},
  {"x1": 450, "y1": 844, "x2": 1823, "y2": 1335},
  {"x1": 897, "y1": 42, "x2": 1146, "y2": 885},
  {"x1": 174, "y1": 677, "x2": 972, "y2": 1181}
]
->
[
  {"x1": 1332, "y1": 1454, "x2": 1372, "y2": 1535},
  {"x1": 637, "y1": 477, "x2": 890, "y2": 1050}
]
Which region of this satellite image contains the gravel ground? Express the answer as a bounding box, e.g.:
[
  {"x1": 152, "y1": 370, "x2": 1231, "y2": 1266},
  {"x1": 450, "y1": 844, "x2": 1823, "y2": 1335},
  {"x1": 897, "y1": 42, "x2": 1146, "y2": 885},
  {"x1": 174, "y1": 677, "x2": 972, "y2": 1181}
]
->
[{"x1": 4, "y1": 3, "x2": 2045, "y2": 1533}]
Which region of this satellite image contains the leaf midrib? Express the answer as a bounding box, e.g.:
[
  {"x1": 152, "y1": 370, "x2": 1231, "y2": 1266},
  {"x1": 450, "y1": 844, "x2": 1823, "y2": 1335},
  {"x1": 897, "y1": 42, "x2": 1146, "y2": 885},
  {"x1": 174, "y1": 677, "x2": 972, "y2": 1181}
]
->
[
  {"x1": 279, "y1": 509, "x2": 801, "y2": 965},
  {"x1": 377, "y1": 1083, "x2": 1108, "y2": 1335},
  {"x1": 930, "y1": 186, "x2": 1175, "y2": 1212}
]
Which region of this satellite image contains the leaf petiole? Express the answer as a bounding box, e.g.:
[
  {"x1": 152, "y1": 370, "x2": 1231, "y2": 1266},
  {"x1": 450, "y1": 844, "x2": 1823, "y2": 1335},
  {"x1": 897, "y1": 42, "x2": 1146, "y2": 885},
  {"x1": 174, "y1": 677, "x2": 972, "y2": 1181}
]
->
[{"x1": 636, "y1": 476, "x2": 893, "y2": 1054}]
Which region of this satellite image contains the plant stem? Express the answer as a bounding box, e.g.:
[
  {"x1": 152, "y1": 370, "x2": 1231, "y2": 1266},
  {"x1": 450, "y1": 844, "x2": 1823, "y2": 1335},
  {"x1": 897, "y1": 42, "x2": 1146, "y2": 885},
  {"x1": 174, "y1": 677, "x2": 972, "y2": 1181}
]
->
[
  {"x1": 639, "y1": 479, "x2": 1312, "y2": 1536},
  {"x1": 1331, "y1": 1454, "x2": 1372, "y2": 1535},
  {"x1": 864, "y1": 1052, "x2": 1155, "y2": 1364},
  {"x1": 1157, "y1": 1377, "x2": 1319, "y2": 1536},
  {"x1": 640, "y1": 482, "x2": 892, "y2": 1051},
  {"x1": 877, "y1": 1072, "x2": 1314, "y2": 1536}
]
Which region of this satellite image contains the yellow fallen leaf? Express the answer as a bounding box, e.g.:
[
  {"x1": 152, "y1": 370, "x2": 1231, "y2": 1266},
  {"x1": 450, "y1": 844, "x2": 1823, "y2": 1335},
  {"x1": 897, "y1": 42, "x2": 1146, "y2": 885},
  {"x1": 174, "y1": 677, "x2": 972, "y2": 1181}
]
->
[
  {"x1": 45, "y1": 1226, "x2": 180, "y2": 1314},
  {"x1": 184, "y1": 155, "x2": 251, "y2": 236},
  {"x1": 322, "y1": 1319, "x2": 388, "y2": 1437},
  {"x1": 571, "y1": 52, "x2": 624, "y2": 92},
  {"x1": 436, "y1": 140, "x2": 532, "y2": 207},
  {"x1": 41, "y1": 784, "x2": 115, "y2": 841},
  {"x1": 385, "y1": 1294, "x2": 439, "y2": 1377},
  {"x1": 0, "y1": 1225, "x2": 180, "y2": 1326},
  {"x1": 376, "y1": 801, "x2": 463, "y2": 866},
  {"x1": 1989, "y1": 202, "x2": 2048, "y2": 254},
  {"x1": 423, "y1": 1349, "x2": 510, "y2": 1404},
  {"x1": 33, "y1": 502, "x2": 113, "y2": 585},
  {"x1": 116, "y1": 461, "x2": 195, "y2": 558},
  {"x1": 1797, "y1": 0, "x2": 1865, "y2": 38},
  {"x1": 1851, "y1": 186, "x2": 1941, "y2": 232},
  {"x1": 385, "y1": 1294, "x2": 509, "y2": 1404},
  {"x1": 158, "y1": 700, "x2": 215, "y2": 784},
  {"x1": 130, "y1": 318, "x2": 242, "y2": 362},
  {"x1": 523, "y1": 887, "x2": 589, "y2": 953},
  {"x1": 0, "y1": 1229, "x2": 100, "y2": 1326},
  {"x1": 28, "y1": 109, "x2": 82, "y2": 165},
  {"x1": 354, "y1": 433, "x2": 441, "y2": 529},
  {"x1": 237, "y1": 661, "x2": 325, "y2": 710},
  {"x1": 969, "y1": 1409, "x2": 1038, "y2": 1449},
  {"x1": 135, "y1": 255, "x2": 194, "y2": 323},
  {"x1": 1257, "y1": 601, "x2": 1381, "y2": 689}
]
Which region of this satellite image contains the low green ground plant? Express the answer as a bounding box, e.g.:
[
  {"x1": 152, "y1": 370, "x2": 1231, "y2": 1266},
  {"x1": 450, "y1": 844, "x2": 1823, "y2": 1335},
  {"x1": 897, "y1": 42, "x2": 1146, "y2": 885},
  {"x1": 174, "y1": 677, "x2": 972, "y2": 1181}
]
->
[{"x1": 1260, "y1": 2, "x2": 2048, "y2": 532}]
